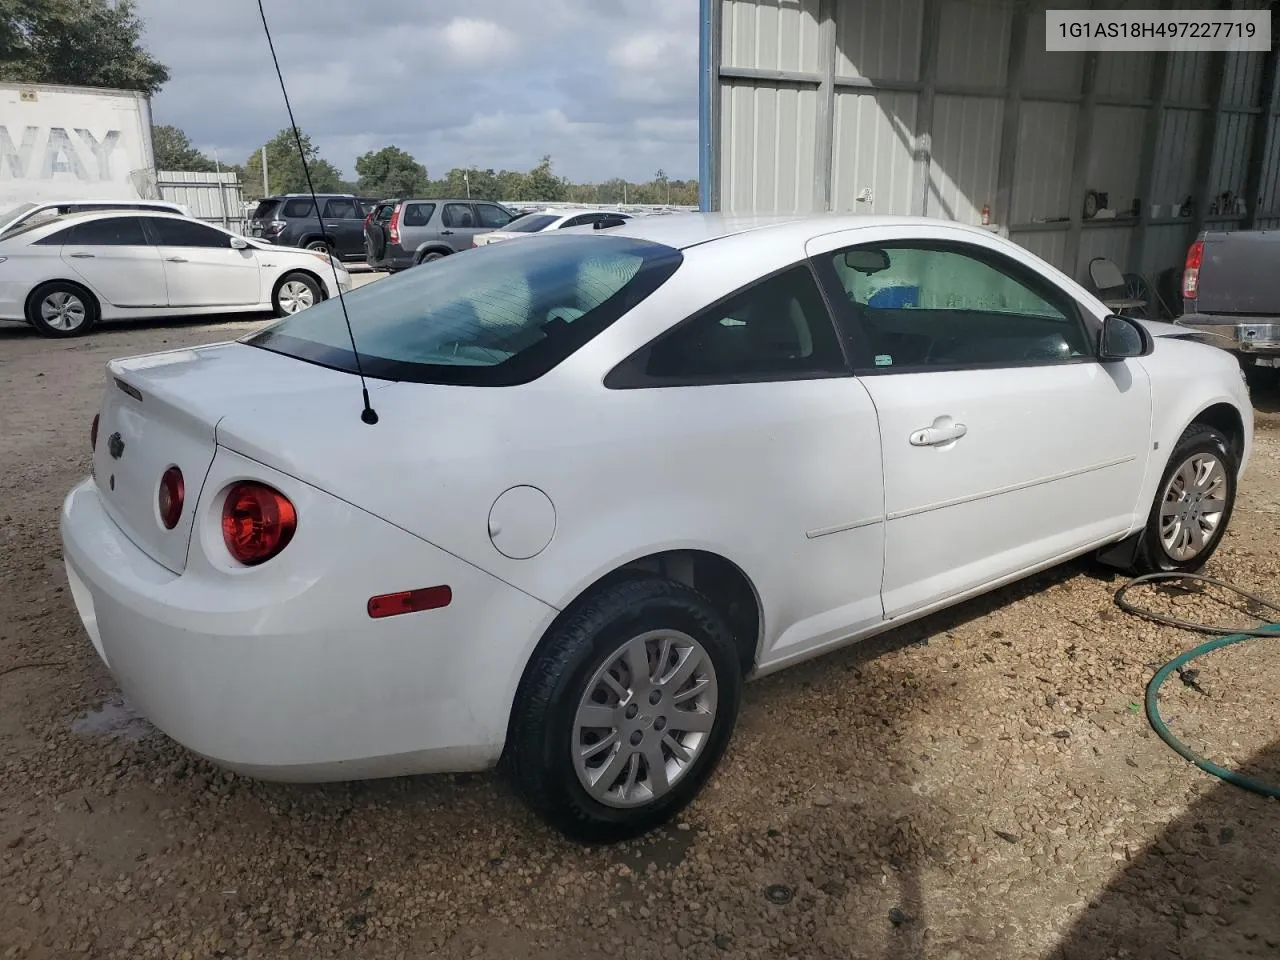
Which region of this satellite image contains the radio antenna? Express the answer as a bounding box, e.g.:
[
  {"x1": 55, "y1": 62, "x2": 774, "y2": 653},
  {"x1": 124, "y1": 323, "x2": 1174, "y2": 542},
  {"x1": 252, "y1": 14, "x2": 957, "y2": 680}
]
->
[{"x1": 256, "y1": 0, "x2": 378, "y2": 425}]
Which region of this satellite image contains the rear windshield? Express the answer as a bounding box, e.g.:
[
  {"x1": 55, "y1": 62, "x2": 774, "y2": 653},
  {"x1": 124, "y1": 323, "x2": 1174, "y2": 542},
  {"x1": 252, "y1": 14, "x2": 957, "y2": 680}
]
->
[
  {"x1": 251, "y1": 199, "x2": 281, "y2": 219},
  {"x1": 246, "y1": 234, "x2": 683, "y2": 386},
  {"x1": 0, "y1": 202, "x2": 36, "y2": 226},
  {"x1": 505, "y1": 213, "x2": 559, "y2": 233}
]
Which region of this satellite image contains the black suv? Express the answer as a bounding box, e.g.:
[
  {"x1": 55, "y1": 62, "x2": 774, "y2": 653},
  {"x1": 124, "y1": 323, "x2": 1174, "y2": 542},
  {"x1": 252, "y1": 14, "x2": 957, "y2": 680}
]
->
[
  {"x1": 364, "y1": 198, "x2": 517, "y2": 271},
  {"x1": 248, "y1": 194, "x2": 375, "y2": 261}
]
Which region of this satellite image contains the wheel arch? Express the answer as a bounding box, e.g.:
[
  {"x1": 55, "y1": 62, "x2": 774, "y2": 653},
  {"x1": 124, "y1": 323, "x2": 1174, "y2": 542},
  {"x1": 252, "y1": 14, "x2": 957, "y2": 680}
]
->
[
  {"x1": 271, "y1": 268, "x2": 329, "y2": 304},
  {"x1": 414, "y1": 242, "x2": 453, "y2": 262},
  {"x1": 25, "y1": 277, "x2": 101, "y2": 317},
  {"x1": 502, "y1": 547, "x2": 764, "y2": 751},
  {"x1": 1188, "y1": 400, "x2": 1246, "y2": 466}
]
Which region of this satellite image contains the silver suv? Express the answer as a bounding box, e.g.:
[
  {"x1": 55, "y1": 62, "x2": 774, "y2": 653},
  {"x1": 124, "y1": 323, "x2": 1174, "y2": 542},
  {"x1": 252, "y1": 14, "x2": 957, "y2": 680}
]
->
[{"x1": 364, "y1": 198, "x2": 517, "y2": 271}]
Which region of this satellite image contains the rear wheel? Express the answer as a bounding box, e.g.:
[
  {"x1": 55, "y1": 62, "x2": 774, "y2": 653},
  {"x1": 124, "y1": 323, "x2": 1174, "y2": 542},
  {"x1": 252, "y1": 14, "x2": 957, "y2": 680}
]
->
[
  {"x1": 1135, "y1": 423, "x2": 1237, "y2": 573},
  {"x1": 507, "y1": 578, "x2": 742, "y2": 843},
  {"x1": 416, "y1": 250, "x2": 445, "y2": 266},
  {"x1": 27, "y1": 281, "x2": 98, "y2": 338},
  {"x1": 272, "y1": 272, "x2": 322, "y2": 316},
  {"x1": 305, "y1": 239, "x2": 334, "y2": 257}
]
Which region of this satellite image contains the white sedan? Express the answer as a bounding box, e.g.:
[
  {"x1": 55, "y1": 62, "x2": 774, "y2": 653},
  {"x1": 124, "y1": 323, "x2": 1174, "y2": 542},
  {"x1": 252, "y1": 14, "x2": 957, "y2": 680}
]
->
[
  {"x1": 60, "y1": 214, "x2": 1252, "y2": 841},
  {"x1": 0, "y1": 210, "x2": 350, "y2": 337},
  {"x1": 472, "y1": 207, "x2": 631, "y2": 246}
]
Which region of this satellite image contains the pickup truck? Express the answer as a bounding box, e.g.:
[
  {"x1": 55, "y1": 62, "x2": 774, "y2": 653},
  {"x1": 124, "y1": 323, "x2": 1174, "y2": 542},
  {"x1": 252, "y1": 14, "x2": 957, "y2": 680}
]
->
[{"x1": 1176, "y1": 229, "x2": 1280, "y2": 369}]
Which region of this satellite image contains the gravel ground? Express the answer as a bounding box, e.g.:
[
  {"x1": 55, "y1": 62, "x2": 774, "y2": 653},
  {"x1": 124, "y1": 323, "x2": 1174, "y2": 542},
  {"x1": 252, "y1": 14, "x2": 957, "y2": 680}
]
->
[{"x1": 1, "y1": 310, "x2": 1279, "y2": 960}]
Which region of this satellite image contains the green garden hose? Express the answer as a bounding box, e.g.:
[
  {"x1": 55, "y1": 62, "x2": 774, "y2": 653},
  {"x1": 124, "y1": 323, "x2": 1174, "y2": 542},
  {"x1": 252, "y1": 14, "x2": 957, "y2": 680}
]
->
[{"x1": 1114, "y1": 572, "x2": 1280, "y2": 799}]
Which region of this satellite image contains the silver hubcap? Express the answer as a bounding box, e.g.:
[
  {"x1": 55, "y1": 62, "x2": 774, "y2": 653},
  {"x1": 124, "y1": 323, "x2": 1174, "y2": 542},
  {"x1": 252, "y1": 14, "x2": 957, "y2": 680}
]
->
[
  {"x1": 1159, "y1": 452, "x2": 1228, "y2": 561},
  {"x1": 278, "y1": 281, "x2": 315, "y2": 314},
  {"x1": 572, "y1": 629, "x2": 718, "y2": 808},
  {"x1": 40, "y1": 291, "x2": 86, "y2": 331}
]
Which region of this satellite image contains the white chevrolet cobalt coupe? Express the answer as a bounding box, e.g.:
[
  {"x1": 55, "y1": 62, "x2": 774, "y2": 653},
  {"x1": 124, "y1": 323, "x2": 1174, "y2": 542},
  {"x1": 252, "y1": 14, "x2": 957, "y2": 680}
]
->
[{"x1": 60, "y1": 214, "x2": 1252, "y2": 841}]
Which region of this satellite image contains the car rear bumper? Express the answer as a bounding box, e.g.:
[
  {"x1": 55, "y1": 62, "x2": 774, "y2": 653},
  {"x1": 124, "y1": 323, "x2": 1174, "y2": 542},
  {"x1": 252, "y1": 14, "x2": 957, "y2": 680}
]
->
[
  {"x1": 60, "y1": 468, "x2": 556, "y2": 782},
  {"x1": 1175, "y1": 314, "x2": 1280, "y2": 355},
  {"x1": 365, "y1": 243, "x2": 414, "y2": 271}
]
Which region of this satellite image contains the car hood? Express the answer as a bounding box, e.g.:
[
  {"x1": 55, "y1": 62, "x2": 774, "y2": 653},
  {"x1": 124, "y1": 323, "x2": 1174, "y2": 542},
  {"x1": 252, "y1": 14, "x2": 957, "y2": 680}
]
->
[{"x1": 1137, "y1": 317, "x2": 1196, "y2": 339}]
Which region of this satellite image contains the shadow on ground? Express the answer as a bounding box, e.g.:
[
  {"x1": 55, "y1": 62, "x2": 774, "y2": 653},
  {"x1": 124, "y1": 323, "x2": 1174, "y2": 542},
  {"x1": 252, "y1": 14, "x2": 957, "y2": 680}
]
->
[{"x1": 1052, "y1": 739, "x2": 1280, "y2": 960}]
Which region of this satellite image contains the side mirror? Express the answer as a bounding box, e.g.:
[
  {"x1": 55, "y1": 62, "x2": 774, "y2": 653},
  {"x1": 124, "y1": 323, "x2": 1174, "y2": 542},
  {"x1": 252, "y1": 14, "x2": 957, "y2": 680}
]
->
[
  {"x1": 230, "y1": 236, "x2": 249, "y2": 250},
  {"x1": 844, "y1": 247, "x2": 890, "y2": 275},
  {"x1": 1098, "y1": 313, "x2": 1153, "y2": 360}
]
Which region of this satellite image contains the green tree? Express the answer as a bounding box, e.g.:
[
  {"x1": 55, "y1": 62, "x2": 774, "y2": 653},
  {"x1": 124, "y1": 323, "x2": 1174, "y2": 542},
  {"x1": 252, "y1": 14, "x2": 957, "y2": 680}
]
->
[
  {"x1": 0, "y1": 0, "x2": 169, "y2": 96},
  {"x1": 522, "y1": 155, "x2": 566, "y2": 202},
  {"x1": 354, "y1": 145, "x2": 428, "y2": 198},
  {"x1": 243, "y1": 128, "x2": 344, "y2": 199},
  {"x1": 152, "y1": 124, "x2": 217, "y2": 172}
]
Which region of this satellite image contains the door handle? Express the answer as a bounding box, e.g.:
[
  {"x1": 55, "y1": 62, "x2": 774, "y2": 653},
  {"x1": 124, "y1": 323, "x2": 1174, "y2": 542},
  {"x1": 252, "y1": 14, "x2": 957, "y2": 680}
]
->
[
  {"x1": 910, "y1": 422, "x2": 968, "y2": 446},
  {"x1": 68, "y1": 252, "x2": 95, "y2": 259},
  {"x1": 165, "y1": 256, "x2": 189, "y2": 263},
  {"x1": 440, "y1": 229, "x2": 454, "y2": 235}
]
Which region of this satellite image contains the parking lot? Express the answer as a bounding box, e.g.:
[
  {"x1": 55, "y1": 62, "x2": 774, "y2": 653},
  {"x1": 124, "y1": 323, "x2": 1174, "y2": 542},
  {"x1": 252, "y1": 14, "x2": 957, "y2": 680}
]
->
[{"x1": 2, "y1": 302, "x2": 1279, "y2": 960}]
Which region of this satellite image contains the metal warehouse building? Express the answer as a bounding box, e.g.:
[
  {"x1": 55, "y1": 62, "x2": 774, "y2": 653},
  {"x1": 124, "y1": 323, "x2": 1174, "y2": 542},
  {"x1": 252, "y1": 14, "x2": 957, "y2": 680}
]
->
[{"x1": 697, "y1": 0, "x2": 1279, "y2": 305}]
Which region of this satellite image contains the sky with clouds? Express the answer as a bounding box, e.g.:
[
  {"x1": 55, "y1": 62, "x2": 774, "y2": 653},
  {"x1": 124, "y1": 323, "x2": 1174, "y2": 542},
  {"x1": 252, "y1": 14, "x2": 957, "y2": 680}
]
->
[{"x1": 131, "y1": 0, "x2": 700, "y2": 184}]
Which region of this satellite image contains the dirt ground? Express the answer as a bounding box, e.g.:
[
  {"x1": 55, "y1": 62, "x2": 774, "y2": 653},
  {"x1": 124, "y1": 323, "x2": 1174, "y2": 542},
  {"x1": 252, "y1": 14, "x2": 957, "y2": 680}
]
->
[{"x1": 2, "y1": 312, "x2": 1279, "y2": 960}]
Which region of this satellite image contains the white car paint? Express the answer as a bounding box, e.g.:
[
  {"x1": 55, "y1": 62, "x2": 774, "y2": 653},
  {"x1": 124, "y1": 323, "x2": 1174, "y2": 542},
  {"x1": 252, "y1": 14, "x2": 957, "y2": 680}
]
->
[
  {"x1": 473, "y1": 207, "x2": 630, "y2": 245},
  {"x1": 0, "y1": 211, "x2": 350, "y2": 325},
  {"x1": 59, "y1": 214, "x2": 1252, "y2": 785}
]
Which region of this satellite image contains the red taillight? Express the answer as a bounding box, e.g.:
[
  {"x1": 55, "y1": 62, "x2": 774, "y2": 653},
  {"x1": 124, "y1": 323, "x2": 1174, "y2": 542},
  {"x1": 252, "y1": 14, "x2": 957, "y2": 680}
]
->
[
  {"x1": 90, "y1": 414, "x2": 99, "y2": 453},
  {"x1": 388, "y1": 204, "x2": 402, "y2": 245},
  {"x1": 158, "y1": 466, "x2": 184, "y2": 530},
  {"x1": 367, "y1": 585, "x2": 452, "y2": 619},
  {"x1": 220, "y1": 482, "x2": 297, "y2": 566},
  {"x1": 1183, "y1": 239, "x2": 1204, "y2": 299}
]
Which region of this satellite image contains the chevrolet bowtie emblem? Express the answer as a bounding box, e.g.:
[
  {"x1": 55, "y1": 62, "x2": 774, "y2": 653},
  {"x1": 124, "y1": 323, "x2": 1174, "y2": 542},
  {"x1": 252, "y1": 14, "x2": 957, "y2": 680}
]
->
[{"x1": 107, "y1": 432, "x2": 125, "y2": 460}]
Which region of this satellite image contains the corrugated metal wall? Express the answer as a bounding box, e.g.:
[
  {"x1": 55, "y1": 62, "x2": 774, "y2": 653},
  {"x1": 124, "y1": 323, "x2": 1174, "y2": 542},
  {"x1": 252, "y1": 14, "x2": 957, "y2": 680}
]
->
[
  {"x1": 711, "y1": 0, "x2": 1280, "y2": 312},
  {"x1": 157, "y1": 170, "x2": 246, "y2": 231}
]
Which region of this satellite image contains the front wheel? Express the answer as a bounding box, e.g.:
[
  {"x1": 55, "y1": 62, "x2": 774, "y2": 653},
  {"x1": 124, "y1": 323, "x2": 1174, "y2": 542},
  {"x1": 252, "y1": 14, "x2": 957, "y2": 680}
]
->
[
  {"x1": 272, "y1": 272, "x2": 322, "y2": 316},
  {"x1": 1135, "y1": 423, "x2": 1238, "y2": 573},
  {"x1": 507, "y1": 578, "x2": 743, "y2": 843}
]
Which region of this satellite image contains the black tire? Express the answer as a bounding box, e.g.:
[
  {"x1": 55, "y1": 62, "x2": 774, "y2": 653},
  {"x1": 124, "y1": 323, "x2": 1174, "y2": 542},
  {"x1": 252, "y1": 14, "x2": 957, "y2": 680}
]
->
[
  {"x1": 26, "y1": 281, "x2": 99, "y2": 338},
  {"x1": 416, "y1": 250, "x2": 445, "y2": 266},
  {"x1": 1134, "y1": 423, "x2": 1238, "y2": 574},
  {"x1": 305, "y1": 239, "x2": 334, "y2": 257},
  {"x1": 507, "y1": 578, "x2": 743, "y2": 843},
  {"x1": 272, "y1": 271, "x2": 323, "y2": 317}
]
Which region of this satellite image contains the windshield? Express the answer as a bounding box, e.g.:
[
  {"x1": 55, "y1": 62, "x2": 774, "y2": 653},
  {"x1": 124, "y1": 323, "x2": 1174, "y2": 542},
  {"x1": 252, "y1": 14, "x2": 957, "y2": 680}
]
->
[
  {"x1": 503, "y1": 213, "x2": 559, "y2": 233},
  {"x1": 246, "y1": 233, "x2": 683, "y2": 386},
  {"x1": 0, "y1": 202, "x2": 37, "y2": 227}
]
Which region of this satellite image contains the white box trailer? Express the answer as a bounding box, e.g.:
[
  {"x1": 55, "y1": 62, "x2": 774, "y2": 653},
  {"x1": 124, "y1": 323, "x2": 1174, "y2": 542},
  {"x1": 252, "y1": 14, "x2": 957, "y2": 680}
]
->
[{"x1": 0, "y1": 81, "x2": 158, "y2": 208}]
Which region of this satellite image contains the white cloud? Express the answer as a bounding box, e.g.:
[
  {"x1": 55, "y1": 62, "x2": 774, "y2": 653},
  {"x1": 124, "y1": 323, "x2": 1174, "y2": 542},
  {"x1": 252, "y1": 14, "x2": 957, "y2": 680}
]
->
[
  {"x1": 133, "y1": 0, "x2": 700, "y2": 183},
  {"x1": 609, "y1": 31, "x2": 694, "y2": 72},
  {"x1": 440, "y1": 17, "x2": 517, "y2": 65}
]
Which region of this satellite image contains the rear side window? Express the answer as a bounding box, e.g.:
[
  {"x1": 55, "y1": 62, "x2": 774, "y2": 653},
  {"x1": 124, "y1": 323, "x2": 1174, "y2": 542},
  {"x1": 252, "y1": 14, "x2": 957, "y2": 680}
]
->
[
  {"x1": 442, "y1": 203, "x2": 475, "y2": 228},
  {"x1": 401, "y1": 203, "x2": 436, "y2": 227},
  {"x1": 282, "y1": 199, "x2": 315, "y2": 218},
  {"x1": 322, "y1": 198, "x2": 359, "y2": 219},
  {"x1": 475, "y1": 204, "x2": 513, "y2": 228},
  {"x1": 148, "y1": 218, "x2": 232, "y2": 248},
  {"x1": 606, "y1": 265, "x2": 847, "y2": 387},
  {"x1": 48, "y1": 216, "x2": 148, "y2": 246},
  {"x1": 247, "y1": 234, "x2": 684, "y2": 386}
]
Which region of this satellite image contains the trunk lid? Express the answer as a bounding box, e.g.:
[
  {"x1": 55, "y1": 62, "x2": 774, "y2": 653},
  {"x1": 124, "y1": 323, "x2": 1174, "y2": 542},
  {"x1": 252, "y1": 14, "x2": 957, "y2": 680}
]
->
[
  {"x1": 93, "y1": 342, "x2": 389, "y2": 574},
  {"x1": 1195, "y1": 230, "x2": 1280, "y2": 315}
]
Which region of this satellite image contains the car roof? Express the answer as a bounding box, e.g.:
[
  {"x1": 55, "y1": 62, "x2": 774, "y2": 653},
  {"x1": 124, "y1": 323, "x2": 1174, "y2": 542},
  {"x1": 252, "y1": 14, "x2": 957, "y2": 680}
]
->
[
  {"x1": 595, "y1": 213, "x2": 1005, "y2": 250},
  {"x1": 1, "y1": 209, "x2": 224, "y2": 241}
]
